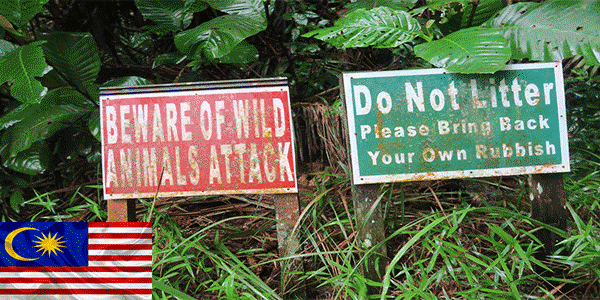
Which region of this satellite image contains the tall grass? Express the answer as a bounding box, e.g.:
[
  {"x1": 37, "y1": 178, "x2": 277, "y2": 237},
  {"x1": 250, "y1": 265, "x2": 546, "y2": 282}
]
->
[
  {"x1": 15, "y1": 71, "x2": 600, "y2": 298},
  {"x1": 14, "y1": 154, "x2": 600, "y2": 299}
]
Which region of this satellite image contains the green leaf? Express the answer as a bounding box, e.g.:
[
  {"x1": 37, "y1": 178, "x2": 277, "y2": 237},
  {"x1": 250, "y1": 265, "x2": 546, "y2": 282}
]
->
[
  {"x1": 10, "y1": 189, "x2": 23, "y2": 212},
  {"x1": 101, "y1": 76, "x2": 154, "y2": 87},
  {"x1": 0, "y1": 41, "x2": 48, "y2": 103},
  {"x1": 39, "y1": 31, "x2": 101, "y2": 93},
  {"x1": 212, "y1": 40, "x2": 258, "y2": 63},
  {"x1": 0, "y1": 140, "x2": 50, "y2": 175},
  {"x1": 175, "y1": 15, "x2": 265, "y2": 60},
  {"x1": 0, "y1": 102, "x2": 30, "y2": 130},
  {"x1": 344, "y1": 0, "x2": 417, "y2": 13},
  {"x1": 0, "y1": 0, "x2": 49, "y2": 28},
  {"x1": 302, "y1": 7, "x2": 422, "y2": 49},
  {"x1": 56, "y1": 127, "x2": 97, "y2": 160},
  {"x1": 0, "y1": 39, "x2": 18, "y2": 58},
  {"x1": 88, "y1": 109, "x2": 100, "y2": 142},
  {"x1": 152, "y1": 277, "x2": 197, "y2": 300},
  {"x1": 184, "y1": 0, "x2": 208, "y2": 13},
  {"x1": 37, "y1": 67, "x2": 69, "y2": 89},
  {"x1": 4, "y1": 88, "x2": 93, "y2": 157},
  {"x1": 0, "y1": 15, "x2": 14, "y2": 31},
  {"x1": 461, "y1": 0, "x2": 504, "y2": 28},
  {"x1": 414, "y1": 27, "x2": 510, "y2": 73},
  {"x1": 152, "y1": 52, "x2": 187, "y2": 68},
  {"x1": 410, "y1": 0, "x2": 470, "y2": 16},
  {"x1": 483, "y1": 0, "x2": 600, "y2": 65},
  {"x1": 137, "y1": 0, "x2": 206, "y2": 30},
  {"x1": 208, "y1": 0, "x2": 266, "y2": 23}
]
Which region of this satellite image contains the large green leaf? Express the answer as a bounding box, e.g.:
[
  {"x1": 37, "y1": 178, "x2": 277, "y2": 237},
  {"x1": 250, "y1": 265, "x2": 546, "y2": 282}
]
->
[
  {"x1": 0, "y1": 41, "x2": 48, "y2": 103},
  {"x1": 208, "y1": 0, "x2": 266, "y2": 23},
  {"x1": 0, "y1": 140, "x2": 50, "y2": 175},
  {"x1": 212, "y1": 40, "x2": 258, "y2": 63},
  {"x1": 302, "y1": 7, "x2": 422, "y2": 48},
  {"x1": 414, "y1": 27, "x2": 510, "y2": 73},
  {"x1": 39, "y1": 31, "x2": 101, "y2": 93},
  {"x1": 0, "y1": 102, "x2": 30, "y2": 130},
  {"x1": 174, "y1": 15, "x2": 265, "y2": 60},
  {"x1": 483, "y1": 0, "x2": 600, "y2": 65},
  {"x1": 0, "y1": 0, "x2": 48, "y2": 28},
  {"x1": 4, "y1": 88, "x2": 94, "y2": 157},
  {"x1": 344, "y1": 0, "x2": 417, "y2": 13},
  {"x1": 461, "y1": 0, "x2": 504, "y2": 28},
  {"x1": 136, "y1": 0, "x2": 206, "y2": 30}
]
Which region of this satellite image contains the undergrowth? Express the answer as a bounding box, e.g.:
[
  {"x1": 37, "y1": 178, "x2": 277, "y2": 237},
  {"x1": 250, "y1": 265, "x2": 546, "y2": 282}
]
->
[{"x1": 10, "y1": 61, "x2": 600, "y2": 300}]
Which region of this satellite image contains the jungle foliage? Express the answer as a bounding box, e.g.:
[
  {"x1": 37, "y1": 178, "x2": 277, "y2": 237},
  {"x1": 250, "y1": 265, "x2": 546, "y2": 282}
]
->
[
  {"x1": 0, "y1": 0, "x2": 600, "y2": 298},
  {"x1": 0, "y1": 0, "x2": 598, "y2": 180}
]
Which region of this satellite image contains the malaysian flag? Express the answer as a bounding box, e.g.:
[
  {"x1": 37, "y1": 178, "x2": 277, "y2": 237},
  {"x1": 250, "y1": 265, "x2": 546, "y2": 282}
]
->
[{"x1": 0, "y1": 222, "x2": 152, "y2": 299}]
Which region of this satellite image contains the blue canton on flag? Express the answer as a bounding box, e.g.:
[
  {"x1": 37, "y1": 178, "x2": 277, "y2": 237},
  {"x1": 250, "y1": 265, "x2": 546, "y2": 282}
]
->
[{"x1": 0, "y1": 223, "x2": 88, "y2": 267}]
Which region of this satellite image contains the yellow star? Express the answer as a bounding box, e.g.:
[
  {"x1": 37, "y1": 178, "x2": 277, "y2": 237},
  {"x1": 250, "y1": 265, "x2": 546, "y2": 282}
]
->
[{"x1": 32, "y1": 232, "x2": 67, "y2": 257}]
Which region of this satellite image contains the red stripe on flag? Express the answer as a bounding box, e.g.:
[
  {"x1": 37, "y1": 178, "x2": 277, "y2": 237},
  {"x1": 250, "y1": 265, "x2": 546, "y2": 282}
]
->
[
  {"x1": 88, "y1": 255, "x2": 152, "y2": 261},
  {"x1": 0, "y1": 289, "x2": 152, "y2": 295},
  {"x1": 88, "y1": 222, "x2": 152, "y2": 227},
  {"x1": 88, "y1": 233, "x2": 152, "y2": 239},
  {"x1": 88, "y1": 244, "x2": 153, "y2": 250},
  {"x1": 0, "y1": 267, "x2": 151, "y2": 272},
  {"x1": 3, "y1": 278, "x2": 152, "y2": 284}
]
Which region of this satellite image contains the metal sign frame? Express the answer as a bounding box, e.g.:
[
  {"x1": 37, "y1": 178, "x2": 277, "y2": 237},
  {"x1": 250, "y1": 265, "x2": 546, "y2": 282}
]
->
[{"x1": 342, "y1": 62, "x2": 569, "y2": 185}]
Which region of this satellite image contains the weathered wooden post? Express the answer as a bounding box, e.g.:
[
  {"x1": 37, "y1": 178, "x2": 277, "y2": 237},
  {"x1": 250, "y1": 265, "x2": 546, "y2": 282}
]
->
[
  {"x1": 339, "y1": 76, "x2": 388, "y2": 283},
  {"x1": 107, "y1": 199, "x2": 136, "y2": 222},
  {"x1": 274, "y1": 193, "x2": 304, "y2": 297},
  {"x1": 339, "y1": 62, "x2": 570, "y2": 287},
  {"x1": 529, "y1": 173, "x2": 568, "y2": 258},
  {"x1": 99, "y1": 78, "x2": 304, "y2": 297}
]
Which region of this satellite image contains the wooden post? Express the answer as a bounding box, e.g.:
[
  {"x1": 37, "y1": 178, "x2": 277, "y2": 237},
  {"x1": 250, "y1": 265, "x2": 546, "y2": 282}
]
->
[
  {"x1": 351, "y1": 184, "x2": 387, "y2": 282},
  {"x1": 528, "y1": 173, "x2": 567, "y2": 259},
  {"x1": 273, "y1": 193, "x2": 304, "y2": 299},
  {"x1": 339, "y1": 74, "x2": 388, "y2": 285},
  {"x1": 107, "y1": 199, "x2": 136, "y2": 222}
]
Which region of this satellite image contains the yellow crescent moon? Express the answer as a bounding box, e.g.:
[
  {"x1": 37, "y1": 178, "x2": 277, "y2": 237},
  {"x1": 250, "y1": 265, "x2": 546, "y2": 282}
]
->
[{"x1": 5, "y1": 227, "x2": 40, "y2": 261}]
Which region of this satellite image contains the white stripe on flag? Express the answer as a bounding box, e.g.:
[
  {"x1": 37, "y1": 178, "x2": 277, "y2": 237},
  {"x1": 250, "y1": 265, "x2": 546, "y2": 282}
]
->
[
  {"x1": 88, "y1": 227, "x2": 152, "y2": 234},
  {"x1": 88, "y1": 250, "x2": 153, "y2": 256},
  {"x1": 88, "y1": 239, "x2": 152, "y2": 244},
  {"x1": 0, "y1": 283, "x2": 152, "y2": 289},
  {"x1": 0, "y1": 272, "x2": 151, "y2": 278},
  {"x1": 0, "y1": 295, "x2": 150, "y2": 300},
  {"x1": 88, "y1": 261, "x2": 151, "y2": 267}
]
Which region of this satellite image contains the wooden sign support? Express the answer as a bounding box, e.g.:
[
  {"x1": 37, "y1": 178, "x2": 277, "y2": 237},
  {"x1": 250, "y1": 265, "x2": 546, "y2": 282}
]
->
[
  {"x1": 340, "y1": 76, "x2": 388, "y2": 287},
  {"x1": 351, "y1": 184, "x2": 387, "y2": 283},
  {"x1": 273, "y1": 194, "x2": 305, "y2": 299},
  {"x1": 528, "y1": 173, "x2": 567, "y2": 259},
  {"x1": 107, "y1": 199, "x2": 136, "y2": 222}
]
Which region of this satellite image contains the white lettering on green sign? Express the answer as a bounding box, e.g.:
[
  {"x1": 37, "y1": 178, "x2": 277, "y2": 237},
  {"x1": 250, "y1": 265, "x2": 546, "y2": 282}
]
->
[{"x1": 343, "y1": 62, "x2": 569, "y2": 184}]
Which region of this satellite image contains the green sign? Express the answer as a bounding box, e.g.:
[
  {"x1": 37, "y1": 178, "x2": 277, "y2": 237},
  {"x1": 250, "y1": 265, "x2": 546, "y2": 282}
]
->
[{"x1": 342, "y1": 62, "x2": 569, "y2": 184}]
